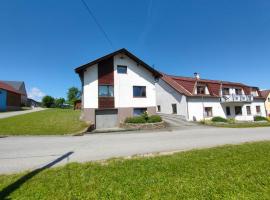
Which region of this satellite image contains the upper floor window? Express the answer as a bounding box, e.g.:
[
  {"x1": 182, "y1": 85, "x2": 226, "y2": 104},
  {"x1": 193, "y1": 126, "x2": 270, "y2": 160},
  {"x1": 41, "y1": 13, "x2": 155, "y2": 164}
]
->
[
  {"x1": 222, "y1": 88, "x2": 230, "y2": 95},
  {"x1": 133, "y1": 86, "x2": 146, "y2": 97},
  {"x1": 98, "y1": 85, "x2": 114, "y2": 97},
  {"x1": 117, "y1": 65, "x2": 127, "y2": 74},
  {"x1": 197, "y1": 86, "x2": 205, "y2": 95},
  {"x1": 235, "y1": 88, "x2": 242, "y2": 95}
]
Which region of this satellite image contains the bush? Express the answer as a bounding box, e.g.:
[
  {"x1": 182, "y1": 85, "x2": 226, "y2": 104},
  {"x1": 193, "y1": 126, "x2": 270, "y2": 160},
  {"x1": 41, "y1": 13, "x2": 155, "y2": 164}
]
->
[
  {"x1": 211, "y1": 116, "x2": 228, "y2": 123},
  {"x1": 254, "y1": 116, "x2": 268, "y2": 121},
  {"x1": 267, "y1": 117, "x2": 270, "y2": 122},
  {"x1": 148, "y1": 115, "x2": 162, "y2": 123},
  {"x1": 227, "y1": 118, "x2": 236, "y2": 124},
  {"x1": 125, "y1": 116, "x2": 146, "y2": 123}
]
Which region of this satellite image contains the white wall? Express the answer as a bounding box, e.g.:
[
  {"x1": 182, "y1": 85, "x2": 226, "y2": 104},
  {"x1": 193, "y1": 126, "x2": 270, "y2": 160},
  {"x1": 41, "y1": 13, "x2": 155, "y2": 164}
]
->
[
  {"x1": 155, "y1": 79, "x2": 188, "y2": 118},
  {"x1": 83, "y1": 64, "x2": 98, "y2": 108},
  {"x1": 187, "y1": 97, "x2": 267, "y2": 121},
  {"x1": 114, "y1": 54, "x2": 156, "y2": 108}
]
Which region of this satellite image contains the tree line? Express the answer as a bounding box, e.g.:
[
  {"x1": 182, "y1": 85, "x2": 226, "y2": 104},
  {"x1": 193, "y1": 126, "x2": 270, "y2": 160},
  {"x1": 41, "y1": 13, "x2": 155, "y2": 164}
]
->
[{"x1": 42, "y1": 87, "x2": 81, "y2": 108}]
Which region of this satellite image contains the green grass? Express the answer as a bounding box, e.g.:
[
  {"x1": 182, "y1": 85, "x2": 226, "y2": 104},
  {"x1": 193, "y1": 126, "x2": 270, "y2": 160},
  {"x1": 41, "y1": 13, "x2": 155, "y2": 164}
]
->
[
  {"x1": 0, "y1": 109, "x2": 88, "y2": 135},
  {"x1": 207, "y1": 122, "x2": 270, "y2": 128},
  {"x1": 1, "y1": 142, "x2": 270, "y2": 199}
]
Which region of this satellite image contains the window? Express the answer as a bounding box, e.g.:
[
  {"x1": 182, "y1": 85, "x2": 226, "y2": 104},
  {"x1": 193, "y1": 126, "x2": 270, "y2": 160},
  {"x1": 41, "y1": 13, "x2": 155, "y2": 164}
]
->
[
  {"x1": 204, "y1": 107, "x2": 213, "y2": 117},
  {"x1": 197, "y1": 86, "x2": 205, "y2": 95},
  {"x1": 157, "y1": 105, "x2": 161, "y2": 112},
  {"x1": 117, "y1": 65, "x2": 127, "y2": 74},
  {"x1": 251, "y1": 90, "x2": 258, "y2": 96},
  {"x1": 222, "y1": 88, "x2": 230, "y2": 95},
  {"x1": 268, "y1": 97, "x2": 270, "y2": 102},
  {"x1": 256, "y1": 106, "x2": 261, "y2": 114},
  {"x1": 235, "y1": 106, "x2": 242, "y2": 115},
  {"x1": 246, "y1": 106, "x2": 251, "y2": 115},
  {"x1": 133, "y1": 86, "x2": 146, "y2": 97},
  {"x1": 98, "y1": 85, "x2": 114, "y2": 97},
  {"x1": 172, "y1": 104, "x2": 177, "y2": 114},
  {"x1": 235, "y1": 88, "x2": 242, "y2": 95},
  {"x1": 226, "y1": 107, "x2": 231, "y2": 116},
  {"x1": 133, "y1": 108, "x2": 147, "y2": 116}
]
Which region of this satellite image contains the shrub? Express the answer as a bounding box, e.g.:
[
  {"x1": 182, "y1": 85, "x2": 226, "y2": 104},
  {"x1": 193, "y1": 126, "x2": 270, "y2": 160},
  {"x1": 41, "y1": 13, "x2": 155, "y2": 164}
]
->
[
  {"x1": 148, "y1": 115, "x2": 162, "y2": 123},
  {"x1": 267, "y1": 117, "x2": 270, "y2": 122},
  {"x1": 227, "y1": 118, "x2": 236, "y2": 124},
  {"x1": 254, "y1": 116, "x2": 268, "y2": 121},
  {"x1": 125, "y1": 116, "x2": 146, "y2": 123},
  {"x1": 211, "y1": 116, "x2": 227, "y2": 123},
  {"x1": 141, "y1": 111, "x2": 149, "y2": 121}
]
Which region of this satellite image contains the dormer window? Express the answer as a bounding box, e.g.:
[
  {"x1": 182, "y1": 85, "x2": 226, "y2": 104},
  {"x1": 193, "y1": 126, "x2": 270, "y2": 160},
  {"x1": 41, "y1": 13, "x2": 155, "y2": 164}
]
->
[
  {"x1": 222, "y1": 88, "x2": 230, "y2": 95},
  {"x1": 235, "y1": 88, "x2": 242, "y2": 95},
  {"x1": 251, "y1": 90, "x2": 258, "y2": 97},
  {"x1": 197, "y1": 86, "x2": 205, "y2": 95}
]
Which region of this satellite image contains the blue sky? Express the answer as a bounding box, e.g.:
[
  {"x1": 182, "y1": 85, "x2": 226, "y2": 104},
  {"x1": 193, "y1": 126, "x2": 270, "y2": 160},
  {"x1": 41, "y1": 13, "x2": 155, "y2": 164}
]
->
[{"x1": 1, "y1": 0, "x2": 270, "y2": 101}]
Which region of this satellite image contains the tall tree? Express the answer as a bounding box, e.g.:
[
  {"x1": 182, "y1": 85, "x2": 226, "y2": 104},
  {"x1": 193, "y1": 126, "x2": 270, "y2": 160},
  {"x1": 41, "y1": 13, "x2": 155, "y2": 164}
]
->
[
  {"x1": 67, "y1": 87, "x2": 81, "y2": 105},
  {"x1": 42, "y1": 96, "x2": 55, "y2": 108},
  {"x1": 54, "y1": 98, "x2": 65, "y2": 108}
]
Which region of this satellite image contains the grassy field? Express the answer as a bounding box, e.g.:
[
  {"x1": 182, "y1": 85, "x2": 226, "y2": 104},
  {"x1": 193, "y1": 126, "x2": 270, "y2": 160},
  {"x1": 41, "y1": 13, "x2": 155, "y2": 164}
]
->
[
  {"x1": 0, "y1": 109, "x2": 88, "y2": 135},
  {"x1": 1, "y1": 142, "x2": 270, "y2": 199},
  {"x1": 206, "y1": 122, "x2": 270, "y2": 128}
]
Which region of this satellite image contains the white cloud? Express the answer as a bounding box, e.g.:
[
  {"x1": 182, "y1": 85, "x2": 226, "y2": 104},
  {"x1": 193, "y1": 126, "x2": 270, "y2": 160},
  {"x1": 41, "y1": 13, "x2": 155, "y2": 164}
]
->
[{"x1": 28, "y1": 87, "x2": 46, "y2": 101}]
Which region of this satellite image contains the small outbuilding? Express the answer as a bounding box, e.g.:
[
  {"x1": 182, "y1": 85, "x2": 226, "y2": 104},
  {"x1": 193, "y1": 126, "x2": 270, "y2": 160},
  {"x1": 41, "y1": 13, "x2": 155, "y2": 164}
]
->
[{"x1": 0, "y1": 81, "x2": 22, "y2": 111}]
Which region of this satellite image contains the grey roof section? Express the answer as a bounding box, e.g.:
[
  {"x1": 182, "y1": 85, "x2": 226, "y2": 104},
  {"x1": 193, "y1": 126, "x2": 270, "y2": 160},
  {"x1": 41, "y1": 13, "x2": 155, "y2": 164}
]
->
[{"x1": 1, "y1": 81, "x2": 27, "y2": 96}]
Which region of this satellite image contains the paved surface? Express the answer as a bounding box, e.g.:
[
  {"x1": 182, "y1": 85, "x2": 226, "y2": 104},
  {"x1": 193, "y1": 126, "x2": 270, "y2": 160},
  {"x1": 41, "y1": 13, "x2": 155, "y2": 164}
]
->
[
  {"x1": 159, "y1": 113, "x2": 205, "y2": 129},
  {"x1": 0, "y1": 108, "x2": 45, "y2": 119},
  {"x1": 1, "y1": 127, "x2": 270, "y2": 174}
]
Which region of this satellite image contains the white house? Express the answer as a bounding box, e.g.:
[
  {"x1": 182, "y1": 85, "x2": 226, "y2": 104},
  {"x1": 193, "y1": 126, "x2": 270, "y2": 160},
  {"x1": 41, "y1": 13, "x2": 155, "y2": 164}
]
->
[
  {"x1": 156, "y1": 73, "x2": 266, "y2": 121},
  {"x1": 75, "y1": 48, "x2": 161, "y2": 129}
]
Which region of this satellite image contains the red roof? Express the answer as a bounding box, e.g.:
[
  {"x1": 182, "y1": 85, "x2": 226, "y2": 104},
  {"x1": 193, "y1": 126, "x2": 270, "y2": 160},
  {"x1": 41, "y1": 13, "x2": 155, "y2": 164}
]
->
[
  {"x1": 261, "y1": 90, "x2": 270, "y2": 99},
  {"x1": 0, "y1": 81, "x2": 22, "y2": 94},
  {"x1": 161, "y1": 74, "x2": 262, "y2": 98}
]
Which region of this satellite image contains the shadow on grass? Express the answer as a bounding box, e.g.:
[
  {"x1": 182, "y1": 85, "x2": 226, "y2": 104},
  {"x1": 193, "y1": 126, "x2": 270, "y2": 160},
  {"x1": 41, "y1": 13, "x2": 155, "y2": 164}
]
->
[{"x1": 0, "y1": 151, "x2": 74, "y2": 200}]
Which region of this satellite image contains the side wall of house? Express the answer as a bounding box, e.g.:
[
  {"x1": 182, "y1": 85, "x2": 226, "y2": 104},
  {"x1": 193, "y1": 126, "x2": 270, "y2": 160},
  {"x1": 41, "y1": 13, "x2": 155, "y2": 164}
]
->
[
  {"x1": 155, "y1": 79, "x2": 188, "y2": 119},
  {"x1": 187, "y1": 97, "x2": 267, "y2": 121}
]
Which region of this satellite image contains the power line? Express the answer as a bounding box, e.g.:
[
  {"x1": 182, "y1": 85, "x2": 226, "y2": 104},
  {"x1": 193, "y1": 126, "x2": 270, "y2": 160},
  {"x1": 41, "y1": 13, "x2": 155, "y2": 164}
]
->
[{"x1": 80, "y1": 0, "x2": 115, "y2": 49}]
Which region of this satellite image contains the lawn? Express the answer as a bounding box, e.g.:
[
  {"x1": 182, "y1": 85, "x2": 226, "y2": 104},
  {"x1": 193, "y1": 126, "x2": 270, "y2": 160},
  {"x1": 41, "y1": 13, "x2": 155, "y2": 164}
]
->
[
  {"x1": 1, "y1": 142, "x2": 270, "y2": 199},
  {"x1": 0, "y1": 109, "x2": 89, "y2": 135},
  {"x1": 205, "y1": 122, "x2": 270, "y2": 128}
]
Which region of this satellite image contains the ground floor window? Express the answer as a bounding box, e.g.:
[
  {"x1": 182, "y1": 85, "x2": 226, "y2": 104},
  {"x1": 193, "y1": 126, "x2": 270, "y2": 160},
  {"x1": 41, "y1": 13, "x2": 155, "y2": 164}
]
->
[
  {"x1": 256, "y1": 106, "x2": 261, "y2": 115},
  {"x1": 204, "y1": 107, "x2": 213, "y2": 117},
  {"x1": 157, "y1": 105, "x2": 161, "y2": 112},
  {"x1": 133, "y1": 108, "x2": 147, "y2": 116},
  {"x1": 226, "y1": 107, "x2": 231, "y2": 116},
  {"x1": 172, "y1": 104, "x2": 177, "y2": 114},
  {"x1": 235, "y1": 106, "x2": 242, "y2": 115},
  {"x1": 246, "y1": 106, "x2": 251, "y2": 115}
]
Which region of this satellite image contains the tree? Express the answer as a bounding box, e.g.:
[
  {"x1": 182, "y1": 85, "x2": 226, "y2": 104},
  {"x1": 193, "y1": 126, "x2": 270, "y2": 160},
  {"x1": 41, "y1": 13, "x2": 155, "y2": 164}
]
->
[
  {"x1": 42, "y1": 96, "x2": 55, "y2": 108},
  {"x1": 67, "y1": 87, "x2": 81, "y2": 105},
  {"x1": 54, "y1": 98, "x2": 65, "y2": 108}
]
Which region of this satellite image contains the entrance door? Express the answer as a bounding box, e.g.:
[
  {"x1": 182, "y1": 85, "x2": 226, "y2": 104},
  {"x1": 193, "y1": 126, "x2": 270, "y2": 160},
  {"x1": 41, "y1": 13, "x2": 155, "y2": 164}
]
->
[
  {"x1": 172, "y1": 104, "x2": 177, "y2": 114},
  {"x1": 95, "y1": 109, "x2": 118, "y2": 129},
  {"x1": 0, "y1": 89, "x2": 7, "y2": 111}
]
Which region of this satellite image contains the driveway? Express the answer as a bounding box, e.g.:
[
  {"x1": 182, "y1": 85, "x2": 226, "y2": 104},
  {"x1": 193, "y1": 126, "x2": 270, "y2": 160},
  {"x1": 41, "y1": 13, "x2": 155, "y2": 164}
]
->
[
  {"x1": 0, "y1": 108, "x2": 46, "y2": 119},
  {"x1": 0, "y1": 127, "x2": 270, "y2": 174}
]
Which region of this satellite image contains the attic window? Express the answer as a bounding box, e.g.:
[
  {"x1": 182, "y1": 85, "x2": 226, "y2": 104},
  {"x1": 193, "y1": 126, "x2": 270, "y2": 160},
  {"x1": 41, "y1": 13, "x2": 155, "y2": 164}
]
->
[
  {"x1": 117, "y1": 65, "x2": 127, "y2": 74},
  {"x1": 197, "y1": 86, "x2": 205, "y2": 95}
]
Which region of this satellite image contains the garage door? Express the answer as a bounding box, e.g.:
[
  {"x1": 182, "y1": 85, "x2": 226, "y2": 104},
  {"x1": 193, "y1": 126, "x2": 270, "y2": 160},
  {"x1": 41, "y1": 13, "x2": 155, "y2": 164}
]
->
[{"x1": 95, "y1": 109, "x2": 118, "y2": 129}]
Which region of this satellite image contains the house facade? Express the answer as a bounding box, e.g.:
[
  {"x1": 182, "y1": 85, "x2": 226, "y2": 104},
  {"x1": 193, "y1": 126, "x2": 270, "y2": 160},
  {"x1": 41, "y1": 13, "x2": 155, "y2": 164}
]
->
[
  {"x1": 0, "y1": 81, "x2": 22, "y2": 111},
  {"x1": 261, "y1": 90, "x2": 270, "y2": 116},
  {"x1": 75, "y1": 49, "x2": 161, "y2": 129},
  {"x1": 156, "y1": 73, "x2": 266, "y2": 121}
]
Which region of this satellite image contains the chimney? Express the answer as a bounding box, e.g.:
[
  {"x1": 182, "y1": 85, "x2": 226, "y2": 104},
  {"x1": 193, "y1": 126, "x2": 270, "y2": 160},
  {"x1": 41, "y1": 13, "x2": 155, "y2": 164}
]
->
[{"x1": 194, "y1": 72, "x2": 200, "y2": 79}]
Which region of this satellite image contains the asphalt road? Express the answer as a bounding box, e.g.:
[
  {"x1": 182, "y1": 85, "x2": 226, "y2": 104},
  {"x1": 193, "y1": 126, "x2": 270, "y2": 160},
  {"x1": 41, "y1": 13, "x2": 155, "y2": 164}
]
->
[{"x1": 1, "y1": 127, "x2": 270, "y2": 174}]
